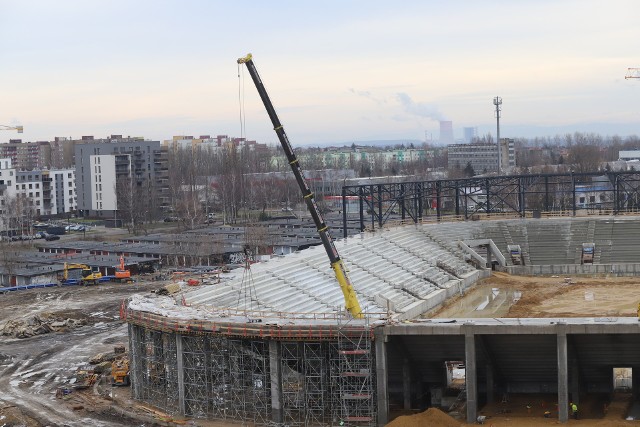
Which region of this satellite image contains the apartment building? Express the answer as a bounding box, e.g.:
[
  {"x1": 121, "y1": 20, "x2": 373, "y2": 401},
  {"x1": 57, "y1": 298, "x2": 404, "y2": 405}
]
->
[
  {"x1": 448, "y1": 139, "x2": 515, "y2": 174},
  {"x1": 74, "y1": 136, "x2": 169, "y2": 217},
  {"x1": 0, "y1": 139, "x2": 53, "y2": 170},
  {"x1": 15, "y1": 168, "x2": 76, "y2": 216},
  {"x1": 0, "y1": 159, "x2": 17, "y2": 225}
]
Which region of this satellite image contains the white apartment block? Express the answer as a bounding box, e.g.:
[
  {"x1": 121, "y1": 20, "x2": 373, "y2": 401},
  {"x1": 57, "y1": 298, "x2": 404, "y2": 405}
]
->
[
  {"x1": 14, "y1": 168, "x2": 76, "y2": 217},
  {"x1": 0, "y1": 158, "x2": 17, "y2": 223},
  {"x1": 89, "y1": 155, "x2": 117, "y2": 211}
]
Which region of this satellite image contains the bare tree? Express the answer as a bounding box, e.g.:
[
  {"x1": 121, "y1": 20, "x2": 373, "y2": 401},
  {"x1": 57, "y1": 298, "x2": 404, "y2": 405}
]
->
[{"x1": 568, "y1": 143, "x2": 602, "y2": 173}]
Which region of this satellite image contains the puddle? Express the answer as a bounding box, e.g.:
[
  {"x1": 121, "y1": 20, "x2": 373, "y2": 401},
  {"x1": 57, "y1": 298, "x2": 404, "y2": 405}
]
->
[{"x1": 432, "y1": 285, "x2": 522, "y2": 318}]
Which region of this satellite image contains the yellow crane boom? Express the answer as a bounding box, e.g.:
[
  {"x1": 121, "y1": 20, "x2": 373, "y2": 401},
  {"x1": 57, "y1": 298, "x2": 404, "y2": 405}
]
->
[{"x1": 237, "y1": 54, "x2": 363, "y2": 318}]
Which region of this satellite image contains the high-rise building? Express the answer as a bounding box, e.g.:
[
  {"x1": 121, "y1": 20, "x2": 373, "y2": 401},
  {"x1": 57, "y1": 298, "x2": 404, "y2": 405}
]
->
[
  {"x1": 74, "y1": 137, "x2": 169, "y2": 218},
  {"x1": 0, "y1": 140, "x2": 52, "y2": 170},
  {"x1": 463, "y1": 127, "x2": 477, "y2": 143},
  {"x1": 439, "y1": 121, "x2": 454, "y2": 145}
]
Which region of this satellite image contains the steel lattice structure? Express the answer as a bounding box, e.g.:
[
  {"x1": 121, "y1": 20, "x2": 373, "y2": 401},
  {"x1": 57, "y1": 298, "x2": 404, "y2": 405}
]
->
[
  {"x1": 128, "y1": 321, "x2": 376, "y2": 426},
  {"x1": 340, "y1": 171, "x2": 640, "y2": 235}
]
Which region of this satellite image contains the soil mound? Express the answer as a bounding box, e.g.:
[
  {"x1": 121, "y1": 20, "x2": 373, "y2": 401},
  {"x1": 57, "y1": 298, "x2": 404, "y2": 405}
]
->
[{"x1": 386, "y1": 407, "x2": 462, "y2": 427}]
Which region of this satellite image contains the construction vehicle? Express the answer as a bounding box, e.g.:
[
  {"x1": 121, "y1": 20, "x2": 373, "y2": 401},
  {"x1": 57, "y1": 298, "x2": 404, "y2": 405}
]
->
[
  {"x1": 61, "y1": 262, "x2": 103, "y2": 285},
  {"x1": 238, "y1": 53, "x2": 363, "y2": 318},
  {"x1": 114, "y1": 255, "x2": 132, "y2": 282},
  {"x1": 507, "y1": 245, "x2": 523, "y2": 265},
  {"x1": 581, "y1": 243, "x2": 595, "y2": 264},
  {"x1": 111, "y1": 357, "x2": 130, "y2": 386}
]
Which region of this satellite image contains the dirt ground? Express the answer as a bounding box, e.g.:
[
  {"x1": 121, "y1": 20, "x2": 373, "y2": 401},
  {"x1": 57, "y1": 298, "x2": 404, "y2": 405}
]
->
[
  {"x1": 432, "y1": 271, "x2": 640, "y2": 318},
  {"x1": 0, "y1": 271, "x2": 251, "y2": 427}
]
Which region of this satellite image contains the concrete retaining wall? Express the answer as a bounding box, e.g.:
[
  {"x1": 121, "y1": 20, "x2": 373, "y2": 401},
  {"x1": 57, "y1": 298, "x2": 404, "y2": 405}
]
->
[{"x1": 506, "y1": 263, "x2": 640, "y2": 276}]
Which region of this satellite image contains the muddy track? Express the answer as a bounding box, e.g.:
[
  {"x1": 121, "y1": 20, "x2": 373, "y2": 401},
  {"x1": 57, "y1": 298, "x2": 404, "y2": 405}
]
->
[{"x1": 0, "y1": 280, "x2": 161, "y2": 426}]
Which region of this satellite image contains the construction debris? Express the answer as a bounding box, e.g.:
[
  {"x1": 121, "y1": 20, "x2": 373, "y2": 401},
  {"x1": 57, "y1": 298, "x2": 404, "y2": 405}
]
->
[{"x1": 1, "y1": 314, "x2": 87, "y2": 338}]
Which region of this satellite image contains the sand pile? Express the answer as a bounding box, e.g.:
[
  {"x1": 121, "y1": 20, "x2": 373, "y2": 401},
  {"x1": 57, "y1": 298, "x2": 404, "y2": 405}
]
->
[{"x1": 386, "y1": 407, "x2": 462, "y2": 427}]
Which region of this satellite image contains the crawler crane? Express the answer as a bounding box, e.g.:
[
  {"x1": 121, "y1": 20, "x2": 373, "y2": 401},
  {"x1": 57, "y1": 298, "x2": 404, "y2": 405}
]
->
[{"x1": 237, "y1": 54, "x2": 363, "y2": 318}]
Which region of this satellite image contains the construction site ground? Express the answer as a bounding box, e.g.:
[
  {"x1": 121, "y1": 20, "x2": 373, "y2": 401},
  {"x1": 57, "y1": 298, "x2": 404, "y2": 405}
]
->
[
  {"x1": 391, "y1": 271, "x2": 640, "y2": 426},
  {"x1": 2, "y1": 267, "x2": 640, "y2": 426},
  {"x1": 0, "y1": 274, "x2": 245, "y2": 427}
]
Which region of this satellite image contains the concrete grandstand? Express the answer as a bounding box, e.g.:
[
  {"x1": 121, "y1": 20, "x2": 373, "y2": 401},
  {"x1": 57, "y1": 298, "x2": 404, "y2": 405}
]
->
[{"x1": 124, "y1": 216, "x2": 640, "y2": 425}]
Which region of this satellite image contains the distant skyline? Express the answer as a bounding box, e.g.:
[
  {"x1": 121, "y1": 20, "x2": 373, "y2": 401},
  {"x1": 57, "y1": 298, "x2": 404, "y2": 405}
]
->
[{"x1": 1, "y1": 0, "x2": 639, "y2": 146}]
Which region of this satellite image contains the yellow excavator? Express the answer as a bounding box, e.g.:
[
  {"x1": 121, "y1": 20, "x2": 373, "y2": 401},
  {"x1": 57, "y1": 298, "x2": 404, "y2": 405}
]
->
[
  {"x1": 238, "y1": 54, "x2": 363, "y2": 318},
  {"x1": 61, "y1": 262, "x2": 103, "y2": 285}
]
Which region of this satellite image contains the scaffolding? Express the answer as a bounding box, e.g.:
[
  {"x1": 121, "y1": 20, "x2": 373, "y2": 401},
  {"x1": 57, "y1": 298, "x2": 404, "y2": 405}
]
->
[
  {"x1": 127, "y1": 313, "x2": 376, "y2": 426},
  {"x1": 208, "y1": 335, "x2": 230, "y2": 420},
  {"x1": 335, "y1": 317, "x2": 376, "y2": 426},
  {"x1": 129, "y1": 324, "x2": 179, "y2": 413},
  {"x1": 182, "y1": 335, "x2": 209, "y2": 416},
  {"x1": 281, "y1": 342, "x2": 303, "y2": 426}
]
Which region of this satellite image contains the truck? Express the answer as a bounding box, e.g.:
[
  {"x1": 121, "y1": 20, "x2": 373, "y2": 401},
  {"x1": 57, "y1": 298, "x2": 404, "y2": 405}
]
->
[
  {"x1": 507, "y1": 245, "x2": 523, "y2": 265},
  {"x1": 581, "y1": 243, "x2": 595, "y2": 264}
]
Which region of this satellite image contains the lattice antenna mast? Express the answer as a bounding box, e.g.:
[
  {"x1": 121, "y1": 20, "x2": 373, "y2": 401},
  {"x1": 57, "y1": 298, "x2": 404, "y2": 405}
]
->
[{"x1": 493, "y1": 96, "x2": 502, "y2": 174}]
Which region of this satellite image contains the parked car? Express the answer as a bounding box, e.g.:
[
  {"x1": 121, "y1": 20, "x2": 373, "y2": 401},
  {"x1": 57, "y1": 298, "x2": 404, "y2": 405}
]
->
[
  {"x1": 45, "y1": 234, "x2": 60, "y2": 241},
  {"x1": 163, "y1": 216, "x2": 179, "y2": 222}
]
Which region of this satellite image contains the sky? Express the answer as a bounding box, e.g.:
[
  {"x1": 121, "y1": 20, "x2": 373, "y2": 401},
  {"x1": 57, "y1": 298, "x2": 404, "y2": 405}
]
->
[{"x1": 1, "y1": 0, "x2": 639, "y2": 146}]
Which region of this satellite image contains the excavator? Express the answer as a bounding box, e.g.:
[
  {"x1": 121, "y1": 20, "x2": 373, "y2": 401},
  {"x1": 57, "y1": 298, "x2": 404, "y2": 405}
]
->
[
  {"x1": 114, "y1": 255, "x2": 132, "y2": 282},
  {"x1": 237, "y1": 54, "x2": 363, "y2": 319},
  {"x1": 61, "y1": 262, "x2": 103, "y2": 285}
]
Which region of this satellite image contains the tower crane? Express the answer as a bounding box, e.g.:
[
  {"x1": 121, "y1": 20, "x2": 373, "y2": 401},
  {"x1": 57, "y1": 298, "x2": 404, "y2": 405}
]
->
[
  {"x1": 0, "y1": 125, "x2": 23, "y2": 133},
  {"x1": 237, "y1": 54, "x2": 364, "y2": 319}
]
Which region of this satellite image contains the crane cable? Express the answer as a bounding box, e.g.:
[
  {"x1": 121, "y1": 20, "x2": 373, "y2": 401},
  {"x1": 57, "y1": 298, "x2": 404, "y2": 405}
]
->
[{"x1": 237, "y1": 63, "x2": 246, "y2": 140}]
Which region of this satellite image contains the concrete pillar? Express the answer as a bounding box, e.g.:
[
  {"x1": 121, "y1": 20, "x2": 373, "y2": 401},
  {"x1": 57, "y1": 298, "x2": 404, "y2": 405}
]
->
[
  {"x1": 570, "y1": 362, "x2": 580, "y2": 405},
  {"x1": 176, "y1": 334, "x2": 186, "y2": 415},
  {"x1": 269, "y1": 340, "x2": 283, "y2": 424},
  {"x1": 375, "y1": 328, "x2": 389, "y2": 426},
  {"x1": 557, "y1": 327, "x2": 569, "y2": 422},
  {"x1": 632, "y1": 366, "x2": 640, "y2": 399},
  {"x1": 465, "y1": 330, "x2": 477, "y2": 424},
  {"x1": 403, "y1": 358, "x2": 411, "y2": 410},
  {"x1": 486, "y1": 363, "x2": 494, "y2": 404}
]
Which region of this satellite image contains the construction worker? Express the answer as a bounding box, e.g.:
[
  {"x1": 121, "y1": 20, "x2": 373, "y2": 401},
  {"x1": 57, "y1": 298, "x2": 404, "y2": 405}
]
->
[{"x1": 570, "y1": 402, "x2": 578, "y2": 420}]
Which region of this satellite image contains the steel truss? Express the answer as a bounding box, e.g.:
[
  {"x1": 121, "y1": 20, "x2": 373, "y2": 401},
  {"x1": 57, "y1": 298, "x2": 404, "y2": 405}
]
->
[{"x1": 341, "y1": 171, "x2": 640, "y2": 234}]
